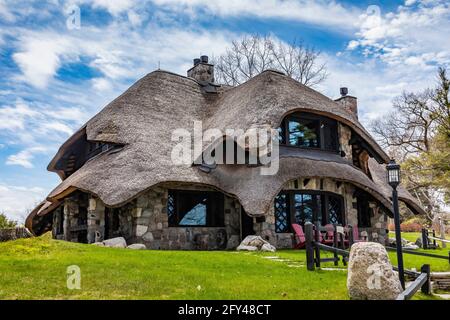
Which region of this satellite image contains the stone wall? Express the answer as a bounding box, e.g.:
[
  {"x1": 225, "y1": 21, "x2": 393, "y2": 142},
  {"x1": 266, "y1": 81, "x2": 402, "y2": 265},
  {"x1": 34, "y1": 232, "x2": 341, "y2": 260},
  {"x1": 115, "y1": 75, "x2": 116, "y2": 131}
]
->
[
  {"x1": 131, "y1": 185, "x2": 241, "y2": 250},
  {"x1": 53, "y1": 178, "x2": 388, "y2": 249},
  {"x1": 87, "y1": 197, "x2": 105, "y2": 243},
  {"x1": 261, "y1": 177, "x2": 388, "y2": 248},
  {"x1": 339, "y1": 123, "x2": 353, "y2": 161}
]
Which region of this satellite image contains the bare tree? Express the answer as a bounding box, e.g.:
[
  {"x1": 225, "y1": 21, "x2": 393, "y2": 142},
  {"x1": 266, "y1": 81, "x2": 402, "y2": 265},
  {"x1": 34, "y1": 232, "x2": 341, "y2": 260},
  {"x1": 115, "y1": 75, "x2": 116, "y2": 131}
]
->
[
  {"x1": 370, "y1": 68, "x2": 450, "y2": 223},
  {"x1": 270, "y1": 38, "x2": 328, "y2": 86},
  {"x1": 214, "y1": 35, "x2": 328, "y2": 87},
  {"x1": 371, "y1": 90, "x2": 435, "y2": 159}
]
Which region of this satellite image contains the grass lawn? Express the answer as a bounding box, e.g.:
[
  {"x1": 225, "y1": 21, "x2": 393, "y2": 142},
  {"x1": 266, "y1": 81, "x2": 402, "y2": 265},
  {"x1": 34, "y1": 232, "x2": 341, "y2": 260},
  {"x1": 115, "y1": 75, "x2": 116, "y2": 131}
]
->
[{"x1": 0, "y1": 233, "x2": 448, "y2": 300}]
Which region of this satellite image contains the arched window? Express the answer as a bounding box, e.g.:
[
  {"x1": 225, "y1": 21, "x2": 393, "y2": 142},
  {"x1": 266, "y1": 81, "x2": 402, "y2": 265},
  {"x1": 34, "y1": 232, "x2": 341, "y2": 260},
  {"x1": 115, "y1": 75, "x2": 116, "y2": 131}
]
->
[
  {"x1": 274, "y1": 191, "x2": 344, "y2": 233},
  {"x1": 278, "y1": 112, "x2": 339, "y2": 152}
]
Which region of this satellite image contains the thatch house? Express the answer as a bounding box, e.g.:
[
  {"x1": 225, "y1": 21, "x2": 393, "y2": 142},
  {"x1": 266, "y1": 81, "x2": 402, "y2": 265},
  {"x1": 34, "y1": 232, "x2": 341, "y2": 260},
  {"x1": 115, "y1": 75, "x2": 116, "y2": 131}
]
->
[{"x1": 26, "y1": 56, "x2": 425, "y2": 249}]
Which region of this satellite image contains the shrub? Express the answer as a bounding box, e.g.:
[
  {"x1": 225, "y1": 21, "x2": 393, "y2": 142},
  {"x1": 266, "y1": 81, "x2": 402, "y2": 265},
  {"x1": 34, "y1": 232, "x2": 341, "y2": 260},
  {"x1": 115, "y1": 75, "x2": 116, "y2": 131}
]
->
[{"x1": 388, "y1": 222, "x2": 423, "y2": 232}]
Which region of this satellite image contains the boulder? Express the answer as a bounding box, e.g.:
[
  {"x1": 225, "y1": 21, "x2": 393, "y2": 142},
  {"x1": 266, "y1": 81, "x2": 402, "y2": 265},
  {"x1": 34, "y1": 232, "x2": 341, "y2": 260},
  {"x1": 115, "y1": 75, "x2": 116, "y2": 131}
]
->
[
  {"x1": 241, "y1": 235, "x2": 268, "y2": 249},
  {"x1": 261, "y1": 243, "x2": 276, "y2": 252},
  {"x1": 92, "y1": 242, "x2": 105, "y2": 246},
  {"x1": 347, "y1": 242, "x2": 402, "y2": 300},
  {"x1": 102, "y1": 237, "x2": 127, "y2": 248},
  {"x1": 226, "y1": 235, "x2": 241, "y2": 249},
  {"x1": 404, "y1": 243, "x2": 419, "y2": 250},
  {"x1": 415, "y1": 237, "x2": 423, "y2": 248},
  {"x1": 127, "y1": 243, "x2": 147, "y2": 250},
  {"x1": 236, "y1": 245, "x2": 258, "y2": 251}
]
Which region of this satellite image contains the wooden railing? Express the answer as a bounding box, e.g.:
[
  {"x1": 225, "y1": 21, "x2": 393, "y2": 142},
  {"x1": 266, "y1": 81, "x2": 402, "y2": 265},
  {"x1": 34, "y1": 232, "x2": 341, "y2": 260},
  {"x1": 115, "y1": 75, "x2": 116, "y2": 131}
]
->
[
  {"x1": 396, "y1": 264, "x2": 431, "y2": 300},
  {"x1": 304, "y1": 222, "x2": 434, "y2": 300}
]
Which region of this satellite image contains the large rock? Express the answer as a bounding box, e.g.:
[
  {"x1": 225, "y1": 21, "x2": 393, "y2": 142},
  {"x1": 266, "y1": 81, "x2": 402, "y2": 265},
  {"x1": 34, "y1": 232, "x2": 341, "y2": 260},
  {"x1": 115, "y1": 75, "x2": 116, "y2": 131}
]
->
[
  {"x1": 236, "y1": 245, "x2": 258, "y2": 251},
  {"x1": 261, "y1": 243, "x2": 276, "y2": 252},
  {"x1": 241, "y1": 235, "x2": 268, "y2": 249},
  {"x1": 127, "y1": 243, "x2": 147, "y2": 250},
  {"x1": 347, "y1": 242, "x2": 402, "y2": 300},
  {"x1": 102, "y1": 237, "x2": 127, "y2": 248},
  {"x1": 415, "y1": 237, "x2": 423, "y2": 248}
]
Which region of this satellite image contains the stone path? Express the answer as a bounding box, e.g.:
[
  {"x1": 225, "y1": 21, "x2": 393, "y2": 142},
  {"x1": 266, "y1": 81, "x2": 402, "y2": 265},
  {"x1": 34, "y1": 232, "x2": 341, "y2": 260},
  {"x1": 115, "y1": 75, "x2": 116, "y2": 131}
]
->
[
  {"x1": 262, "y1": 255, "x2": 305, "y2": 268},
  {"x1": 260, "y1": 254, "x2": 349, "y2": 270}
]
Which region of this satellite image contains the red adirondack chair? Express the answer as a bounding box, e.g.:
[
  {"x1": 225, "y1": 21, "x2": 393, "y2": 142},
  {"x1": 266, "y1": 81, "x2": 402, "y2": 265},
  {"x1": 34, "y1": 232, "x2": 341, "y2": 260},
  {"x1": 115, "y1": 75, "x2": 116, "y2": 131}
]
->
[
  {"x1": 292, "y1": 223, "x2": 306, "y2": 249},
  {"x1": 352, "y1": 226, "x2": 366, "y2": 243},
  {"x1": 322, "y1": 224, "x2": 335, "y2": 245}
]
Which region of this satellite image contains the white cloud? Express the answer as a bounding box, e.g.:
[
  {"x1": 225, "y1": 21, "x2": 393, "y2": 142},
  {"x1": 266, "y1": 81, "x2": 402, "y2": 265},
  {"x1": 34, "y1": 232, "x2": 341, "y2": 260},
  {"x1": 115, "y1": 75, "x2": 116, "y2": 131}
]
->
[
  {"x1": 92, "y1": 77, "x2": 112, "y2": 91},
  {"x1": 89, "y1": 0, "x2": 137, "y2": 16},
  {"x1": 0, "y1": 184, "x2": 47, "y2": 222},
  {"x1": 150, "y1": 0, "x2": 361, "y2": 31},
  {"x1": 6, "y1": 146, "x2": 47, "y2": 168},
  {"x1": 0, "y1": 0, "x2": 15, "y2": 22},
  {"x1": 0, "y1": 100, "x2": 40, "y2": 130},
  {"x1": 348, "y1": 1, "x2": 450, "y2": 70},
  {"x1": 13, "y1": 36, "x2": 71, "y2": 88}
]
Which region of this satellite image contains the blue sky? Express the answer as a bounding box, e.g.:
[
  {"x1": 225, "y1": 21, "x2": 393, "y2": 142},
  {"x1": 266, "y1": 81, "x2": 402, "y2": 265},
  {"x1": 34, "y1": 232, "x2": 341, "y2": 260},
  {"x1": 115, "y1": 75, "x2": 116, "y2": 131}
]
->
[{"x1": 0, "y1": 0, "x2": 449, "y2": 221}]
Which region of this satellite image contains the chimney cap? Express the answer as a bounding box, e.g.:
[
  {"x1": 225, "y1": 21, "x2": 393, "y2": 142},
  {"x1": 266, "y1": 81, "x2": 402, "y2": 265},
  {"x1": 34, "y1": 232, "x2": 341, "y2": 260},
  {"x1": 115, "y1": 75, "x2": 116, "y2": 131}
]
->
[
  {"x1": 340, "y1": 87, "x2": 348, "y2": 96},
  {"x1": 193, "y1": 58, "x2": 201, "y2": 66},
  {"x1": 200, "y1": 55, "x2": 209, "y2": 63}
]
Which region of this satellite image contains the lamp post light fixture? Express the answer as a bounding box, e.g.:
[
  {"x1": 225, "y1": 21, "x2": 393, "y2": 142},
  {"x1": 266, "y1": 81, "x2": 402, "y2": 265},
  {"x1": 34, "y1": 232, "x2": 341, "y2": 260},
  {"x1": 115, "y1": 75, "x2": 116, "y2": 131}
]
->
[{"x1": 386, "y1": 159, "x2": 405, "y2": 289}]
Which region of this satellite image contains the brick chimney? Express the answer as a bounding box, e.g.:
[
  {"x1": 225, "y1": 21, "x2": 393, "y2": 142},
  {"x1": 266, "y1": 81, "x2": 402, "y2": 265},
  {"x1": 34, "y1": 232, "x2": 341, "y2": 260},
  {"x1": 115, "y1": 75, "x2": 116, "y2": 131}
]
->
[
  {"x1": 335, "y1": 87, "x2": 358, "y2": 118},
  {"x1": 187, "y1": 55, "x2": 215, "y2": 84}
]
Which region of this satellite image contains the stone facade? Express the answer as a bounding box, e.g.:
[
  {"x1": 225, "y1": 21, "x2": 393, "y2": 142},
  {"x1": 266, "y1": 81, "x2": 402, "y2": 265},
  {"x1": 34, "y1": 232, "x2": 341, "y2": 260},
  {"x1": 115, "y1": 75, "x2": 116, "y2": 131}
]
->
[
  {"x1": 52, "y1": 179, "x2": 389, "y2": 249},
  {"x1": 339, "y1": 123, "x2": 353, "y2": 161},
  {"x1": 130, "y1": 186, "x2": 241, "y2": 250},
  {"x1": 259, "y1": 177, "x2": 389, "y2": 249}
]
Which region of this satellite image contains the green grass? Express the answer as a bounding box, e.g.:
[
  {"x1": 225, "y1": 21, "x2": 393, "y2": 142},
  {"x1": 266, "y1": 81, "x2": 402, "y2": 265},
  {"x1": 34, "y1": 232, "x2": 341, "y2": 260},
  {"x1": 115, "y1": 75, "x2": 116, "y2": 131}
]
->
[{"x1": 0, "y1": 233, "x2": 448, "y2": 300}]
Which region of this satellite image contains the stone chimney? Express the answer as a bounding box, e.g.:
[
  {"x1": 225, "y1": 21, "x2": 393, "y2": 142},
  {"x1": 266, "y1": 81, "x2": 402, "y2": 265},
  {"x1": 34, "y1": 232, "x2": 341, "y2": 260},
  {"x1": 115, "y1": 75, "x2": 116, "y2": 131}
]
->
[
  {"x1": 335, "y1": 87, "x2": 358, "y2": 118},
  {"x1": 187, "y1": 55, "x2": 215, "y2": 84}
]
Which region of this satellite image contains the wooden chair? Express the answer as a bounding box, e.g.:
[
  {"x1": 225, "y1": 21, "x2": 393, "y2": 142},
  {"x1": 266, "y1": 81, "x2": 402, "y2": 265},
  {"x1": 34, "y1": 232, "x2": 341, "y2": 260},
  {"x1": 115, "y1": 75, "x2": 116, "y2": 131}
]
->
[
  {"x1": 353, "y1": 226, "x2": 366, "y2": 243},
  {"x1": 322, "y1": 224, "x2": 335, "y2": 245},
  {"x1": 292, "y1": 223, "x2": 306, "y2": 249}
]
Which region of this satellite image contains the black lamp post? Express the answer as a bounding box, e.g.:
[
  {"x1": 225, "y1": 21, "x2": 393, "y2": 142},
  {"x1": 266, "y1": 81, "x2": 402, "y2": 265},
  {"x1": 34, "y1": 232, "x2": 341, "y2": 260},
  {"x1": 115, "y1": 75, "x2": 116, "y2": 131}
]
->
[{"x1": 386, "y1": 159, "x2": 405, "y2": 289}]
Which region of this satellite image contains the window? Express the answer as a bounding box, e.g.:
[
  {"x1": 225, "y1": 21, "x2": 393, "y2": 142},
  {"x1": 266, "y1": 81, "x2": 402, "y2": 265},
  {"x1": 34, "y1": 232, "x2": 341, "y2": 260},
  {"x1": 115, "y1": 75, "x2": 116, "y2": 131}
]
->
[
  {"x1": 278, "y1": 113, "x2": 339, "y2": 151},
  {"x1": 288, "y1": 118, "x2": 320, "y2": 148},
  {"x1": 274, "y1": 193, "x2": 289, "y2": 233},
  {"x1": 274, "y1": 191, "x2": 344, "y2": 233},
  {"x1": 167, "y1": 190, "x2": 224, "y2": 227}
]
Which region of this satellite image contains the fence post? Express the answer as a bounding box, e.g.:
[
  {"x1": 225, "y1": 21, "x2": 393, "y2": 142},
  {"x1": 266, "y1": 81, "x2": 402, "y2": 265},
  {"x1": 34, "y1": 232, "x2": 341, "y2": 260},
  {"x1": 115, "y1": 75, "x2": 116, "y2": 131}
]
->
[
  {"x1": 420, "y1": 264, "x2": 431, "y2": 295},
  {"x1": 432, "y1": 229, "x2": 437, "y2": 248},
  {"x1": 333, "y1": 225, "x2": 338, "y2": 266},
  {"x1": 348, "y1": 225, "x2": 354, "y2": 247},
  {"x1": 422, "y1": 228, "x2": 428, "y2": 250},
  {"x1": 314, "y1": 222, "x2": 321, "y2": 268},
  {"x1": 305, "y1": 222, "x2": 315, "y2": 271}
]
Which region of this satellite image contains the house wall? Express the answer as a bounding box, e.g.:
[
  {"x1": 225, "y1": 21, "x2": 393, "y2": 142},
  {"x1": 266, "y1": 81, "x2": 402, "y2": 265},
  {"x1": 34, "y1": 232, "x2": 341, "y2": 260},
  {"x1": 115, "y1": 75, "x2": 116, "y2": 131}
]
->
[
  {"x1": 54, "y1": 178, "x2": 388, "y2": 249},
  {"x1": 258, "y1": 177, "x2": 389, "y2": 249},
  {"x1": 54, "y1": 185, "x2": 242, "y2": 249},
  {"x1": 129, "y1": 185, "x2": 241, "y2": 250}
]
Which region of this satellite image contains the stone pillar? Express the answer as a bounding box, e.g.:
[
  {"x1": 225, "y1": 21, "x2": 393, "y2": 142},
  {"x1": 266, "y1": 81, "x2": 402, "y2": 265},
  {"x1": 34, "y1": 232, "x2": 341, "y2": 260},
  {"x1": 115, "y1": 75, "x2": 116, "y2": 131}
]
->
[
  {"x1": 87, "y1": 196, "x2": 105, "y2": 244},
  {"x1": 63, "y1": 198, "x2": 79, "y2": 242},
  {"x1": 338, "y1": 123, "x2": 353, "y2": 161}
]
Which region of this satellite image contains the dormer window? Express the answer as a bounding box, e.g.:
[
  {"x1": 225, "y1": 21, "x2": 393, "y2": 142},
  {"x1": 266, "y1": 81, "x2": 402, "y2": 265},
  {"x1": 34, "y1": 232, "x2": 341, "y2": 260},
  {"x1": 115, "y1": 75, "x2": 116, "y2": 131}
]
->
[{"x1": 278, "y1": 112, "x2": 338, "y2": 152}]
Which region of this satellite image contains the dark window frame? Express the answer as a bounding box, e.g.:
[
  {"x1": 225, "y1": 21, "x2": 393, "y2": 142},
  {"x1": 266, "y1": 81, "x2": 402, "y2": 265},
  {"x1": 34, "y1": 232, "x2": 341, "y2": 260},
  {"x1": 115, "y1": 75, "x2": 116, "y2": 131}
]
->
[
  {"x1": 278, "y1": 112, "x2": 339, "y2": 152},
  {"x1": 274, "y1": 190, "x2": 345, "y2": 233},
  {"x1": 167, "y1": 190, "x2": 225, "y2": 227}
]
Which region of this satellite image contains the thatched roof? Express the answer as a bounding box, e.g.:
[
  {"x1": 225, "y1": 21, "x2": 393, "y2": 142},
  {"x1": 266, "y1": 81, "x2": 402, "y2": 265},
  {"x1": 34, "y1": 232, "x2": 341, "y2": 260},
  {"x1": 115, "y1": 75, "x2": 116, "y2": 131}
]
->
[
  {"x1": 368, "y1": 158, "x2": 427, "y2": 216},
  {"x1": 28, "y1": 69, "x2": 425, "y2": 232}
]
